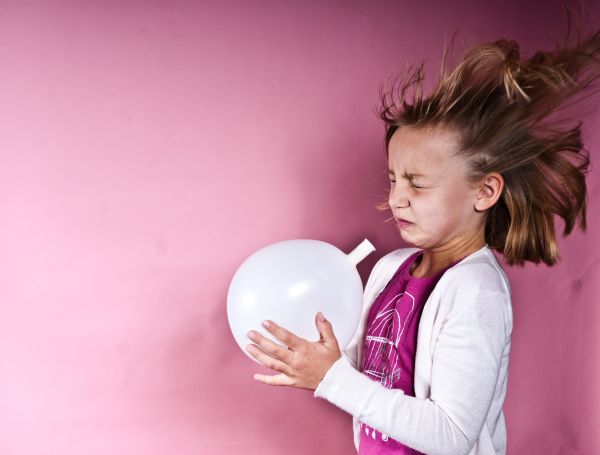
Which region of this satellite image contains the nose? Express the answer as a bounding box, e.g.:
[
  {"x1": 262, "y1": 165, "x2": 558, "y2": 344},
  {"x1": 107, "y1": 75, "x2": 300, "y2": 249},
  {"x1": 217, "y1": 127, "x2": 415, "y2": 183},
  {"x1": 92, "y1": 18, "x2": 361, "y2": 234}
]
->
[{"x1": 389, "y1": 182, "x2": 410, "y2": 210}]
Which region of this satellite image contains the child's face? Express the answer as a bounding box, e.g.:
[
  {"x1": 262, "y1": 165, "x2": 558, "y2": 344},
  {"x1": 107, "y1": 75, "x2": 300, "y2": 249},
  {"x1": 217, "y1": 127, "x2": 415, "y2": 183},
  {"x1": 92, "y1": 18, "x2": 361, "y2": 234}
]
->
[{"x1": 387, "y1": 125, "x2": 484, "y2": 249}]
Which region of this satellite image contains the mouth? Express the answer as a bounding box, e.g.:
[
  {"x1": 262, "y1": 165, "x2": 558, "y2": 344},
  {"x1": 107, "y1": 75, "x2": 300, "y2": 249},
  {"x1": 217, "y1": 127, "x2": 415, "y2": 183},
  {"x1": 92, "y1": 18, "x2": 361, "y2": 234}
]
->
[{"x1": 396, "y1": 218, "x2": 414, "y2": 228}]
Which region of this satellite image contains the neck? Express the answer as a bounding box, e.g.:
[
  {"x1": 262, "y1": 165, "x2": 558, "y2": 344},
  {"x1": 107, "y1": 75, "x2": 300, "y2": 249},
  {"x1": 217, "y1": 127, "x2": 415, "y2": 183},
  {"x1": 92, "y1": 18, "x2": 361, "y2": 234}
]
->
[{"x1": 410, "y1": 236, "x2": 487, "y2": 278}]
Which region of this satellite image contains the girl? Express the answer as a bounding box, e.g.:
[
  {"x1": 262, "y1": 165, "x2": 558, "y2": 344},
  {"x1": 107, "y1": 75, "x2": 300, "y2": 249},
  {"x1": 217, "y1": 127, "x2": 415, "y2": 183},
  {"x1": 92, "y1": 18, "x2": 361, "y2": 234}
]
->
[{"x1": 244, "y1": 15, "x2": 600, "y2": 455}]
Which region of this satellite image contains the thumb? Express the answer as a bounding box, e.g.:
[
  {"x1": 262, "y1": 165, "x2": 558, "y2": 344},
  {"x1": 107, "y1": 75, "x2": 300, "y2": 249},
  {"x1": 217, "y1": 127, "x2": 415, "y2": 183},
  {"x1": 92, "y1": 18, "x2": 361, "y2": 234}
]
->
[{"x1": 315, "y1": 312, "x2": 337, "y2": 345}]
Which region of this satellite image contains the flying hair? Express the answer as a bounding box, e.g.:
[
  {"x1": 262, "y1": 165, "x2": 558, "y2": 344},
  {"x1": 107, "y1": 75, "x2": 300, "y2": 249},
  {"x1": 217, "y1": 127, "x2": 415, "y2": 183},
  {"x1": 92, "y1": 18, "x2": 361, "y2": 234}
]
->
[{"x1": 375, "y1": 2, "x2": 600, "y2": 267}]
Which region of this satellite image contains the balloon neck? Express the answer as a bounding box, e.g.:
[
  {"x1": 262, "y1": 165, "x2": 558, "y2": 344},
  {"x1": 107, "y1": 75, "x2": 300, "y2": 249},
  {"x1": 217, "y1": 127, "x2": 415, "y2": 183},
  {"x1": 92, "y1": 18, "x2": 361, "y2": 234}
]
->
[{"x1": 347, "y1": 238, "x2": 375, "y2": 266}]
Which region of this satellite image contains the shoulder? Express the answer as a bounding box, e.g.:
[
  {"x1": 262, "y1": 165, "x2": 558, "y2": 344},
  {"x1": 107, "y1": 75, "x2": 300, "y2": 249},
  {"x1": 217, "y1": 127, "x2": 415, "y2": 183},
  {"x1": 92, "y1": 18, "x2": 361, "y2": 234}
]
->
[
  {"x1": 439, "y1": 247, "x2": 513, "y2": 327},
  {"x1": 442, "y1": 246, "x2": 511, "y2": 298}
]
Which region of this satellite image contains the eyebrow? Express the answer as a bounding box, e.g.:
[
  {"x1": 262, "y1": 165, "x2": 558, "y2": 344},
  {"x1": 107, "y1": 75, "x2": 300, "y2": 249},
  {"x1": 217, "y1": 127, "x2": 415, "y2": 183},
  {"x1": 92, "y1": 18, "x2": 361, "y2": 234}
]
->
[{"x1": 388, "y1": 169, "x2": 428, "y2": 178}]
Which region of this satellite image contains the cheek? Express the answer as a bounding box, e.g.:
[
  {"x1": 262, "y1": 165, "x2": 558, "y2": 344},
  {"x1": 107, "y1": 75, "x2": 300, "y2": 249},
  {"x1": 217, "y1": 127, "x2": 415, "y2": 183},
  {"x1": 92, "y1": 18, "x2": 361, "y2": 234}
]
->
[
  {"x1": 414, "y1": 192, "x2": 441, "y2": 211},
  {"x1": 440, "y1": 189, "x2": 475, "y2": 226},
  {"x1": 415, "y1": 194, "x2": 456, "y2": 224}
]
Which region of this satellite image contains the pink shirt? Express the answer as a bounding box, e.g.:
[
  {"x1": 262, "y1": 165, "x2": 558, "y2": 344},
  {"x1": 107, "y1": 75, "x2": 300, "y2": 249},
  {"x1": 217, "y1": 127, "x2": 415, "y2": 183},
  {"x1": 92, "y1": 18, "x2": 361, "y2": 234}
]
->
[{"x1": 358, "y1": 250, "x2": 461, "y2": 454}]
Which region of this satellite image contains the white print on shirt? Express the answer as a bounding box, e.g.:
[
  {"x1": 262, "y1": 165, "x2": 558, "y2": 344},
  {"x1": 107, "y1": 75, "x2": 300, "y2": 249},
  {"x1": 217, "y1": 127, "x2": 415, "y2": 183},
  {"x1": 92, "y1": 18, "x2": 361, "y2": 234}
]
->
[
  {"x1": 359, "y1": 420, "x2": 389, "y2": 442},
  {"x1": 362, "y1": 291, "x2": 415, "y2": 389}
]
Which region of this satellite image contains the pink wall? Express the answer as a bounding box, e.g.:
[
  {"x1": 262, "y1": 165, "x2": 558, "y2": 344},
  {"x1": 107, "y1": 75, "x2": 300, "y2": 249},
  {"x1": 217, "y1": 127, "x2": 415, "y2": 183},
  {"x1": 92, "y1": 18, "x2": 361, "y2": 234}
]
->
[{"x1": 1, "y1": 1, "x2": 599, "y2": 454}]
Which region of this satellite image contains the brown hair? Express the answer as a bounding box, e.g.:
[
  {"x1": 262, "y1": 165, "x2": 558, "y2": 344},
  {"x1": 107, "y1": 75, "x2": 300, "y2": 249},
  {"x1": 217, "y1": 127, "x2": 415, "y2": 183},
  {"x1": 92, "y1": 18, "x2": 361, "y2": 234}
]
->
[{"x1": 375, "y1": 7, "x2": 600, "y2": 267}]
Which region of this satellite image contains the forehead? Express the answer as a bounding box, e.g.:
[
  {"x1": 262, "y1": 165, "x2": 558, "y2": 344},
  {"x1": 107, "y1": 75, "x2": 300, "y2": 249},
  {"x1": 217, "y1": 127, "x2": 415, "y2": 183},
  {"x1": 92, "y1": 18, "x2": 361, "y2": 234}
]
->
[{"x1": 387, "y1": 126, "x2": 463, "y2": 176}]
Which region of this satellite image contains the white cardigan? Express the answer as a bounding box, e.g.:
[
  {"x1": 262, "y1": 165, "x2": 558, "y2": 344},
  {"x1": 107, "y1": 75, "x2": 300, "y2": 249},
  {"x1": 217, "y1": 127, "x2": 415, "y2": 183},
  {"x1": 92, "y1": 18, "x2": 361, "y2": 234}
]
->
[{"x1": 313, "y1": 244, "x2": 513, "y2": 455}]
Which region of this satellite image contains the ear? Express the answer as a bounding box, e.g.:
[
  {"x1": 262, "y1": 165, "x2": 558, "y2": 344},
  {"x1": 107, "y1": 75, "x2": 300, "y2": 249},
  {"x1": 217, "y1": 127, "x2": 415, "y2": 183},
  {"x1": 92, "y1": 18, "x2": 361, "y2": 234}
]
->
[{"x1": 474, "y1": 172, "x2": 504, "y2": 212}]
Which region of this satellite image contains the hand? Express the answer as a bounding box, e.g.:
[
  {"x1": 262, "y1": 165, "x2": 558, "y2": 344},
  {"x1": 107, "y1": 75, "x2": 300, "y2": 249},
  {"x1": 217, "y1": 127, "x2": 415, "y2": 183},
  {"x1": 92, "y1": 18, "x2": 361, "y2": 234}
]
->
[{"x1": 246, "y1": 312, "x2": 342, "y2": 391}]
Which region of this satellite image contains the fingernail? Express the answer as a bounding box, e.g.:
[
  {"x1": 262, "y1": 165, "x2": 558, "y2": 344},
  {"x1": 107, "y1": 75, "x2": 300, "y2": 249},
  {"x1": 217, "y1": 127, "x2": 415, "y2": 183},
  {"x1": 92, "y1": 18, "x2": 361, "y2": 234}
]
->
[
  {"x1": 262, "y1": 320, "x2": 270, "y2": 328},
  {"x1": 318, "y1": 312, "x2": 325, "y2": 322}
]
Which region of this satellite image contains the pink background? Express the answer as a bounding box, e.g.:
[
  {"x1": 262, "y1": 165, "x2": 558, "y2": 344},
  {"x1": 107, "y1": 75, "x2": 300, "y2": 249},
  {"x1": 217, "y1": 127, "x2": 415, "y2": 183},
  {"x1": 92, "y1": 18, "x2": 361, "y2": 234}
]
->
[{"x1": 1, "y1": 1, "x2": 599, "y2": 454}]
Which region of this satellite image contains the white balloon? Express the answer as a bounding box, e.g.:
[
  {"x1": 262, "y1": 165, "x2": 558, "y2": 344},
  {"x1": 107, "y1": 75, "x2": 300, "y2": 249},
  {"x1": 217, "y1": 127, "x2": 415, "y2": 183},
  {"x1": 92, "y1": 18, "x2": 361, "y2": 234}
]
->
[{"x1": 227, "y1": 238, "x2": 375, "y2": 364}]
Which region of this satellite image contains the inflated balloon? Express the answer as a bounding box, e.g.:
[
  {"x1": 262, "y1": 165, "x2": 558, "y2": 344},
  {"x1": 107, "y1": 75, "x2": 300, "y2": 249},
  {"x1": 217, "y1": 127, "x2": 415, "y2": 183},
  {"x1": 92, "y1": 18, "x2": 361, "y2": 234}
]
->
[{"x1": 227, "y1": 238, "x2": 375, "y2": 364}]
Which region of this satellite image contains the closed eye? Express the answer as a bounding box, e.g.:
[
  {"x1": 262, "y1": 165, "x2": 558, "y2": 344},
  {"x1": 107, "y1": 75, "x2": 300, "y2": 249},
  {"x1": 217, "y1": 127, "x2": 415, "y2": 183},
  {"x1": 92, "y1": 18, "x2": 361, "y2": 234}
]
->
[{"x1": 389, "y1": 180, "x2": 424, "y2": 189}]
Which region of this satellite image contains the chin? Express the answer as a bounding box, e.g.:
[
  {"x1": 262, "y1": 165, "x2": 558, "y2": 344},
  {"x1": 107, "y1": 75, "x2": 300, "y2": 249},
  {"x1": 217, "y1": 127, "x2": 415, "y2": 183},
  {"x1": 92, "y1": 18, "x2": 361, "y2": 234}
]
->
[
  {"x1": 398, "y1": 232, "x2": 418, "y2": 246},
  {"x1": 399, "y1": 231, "x2": 426, "y2": 248}
]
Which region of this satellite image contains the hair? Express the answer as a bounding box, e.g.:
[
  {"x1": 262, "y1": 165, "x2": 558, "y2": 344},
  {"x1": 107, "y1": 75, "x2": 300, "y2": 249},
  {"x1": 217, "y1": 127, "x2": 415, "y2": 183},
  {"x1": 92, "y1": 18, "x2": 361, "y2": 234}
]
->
[{"x1": 375, "y1": 4, "x2": 600, "y2": 267}]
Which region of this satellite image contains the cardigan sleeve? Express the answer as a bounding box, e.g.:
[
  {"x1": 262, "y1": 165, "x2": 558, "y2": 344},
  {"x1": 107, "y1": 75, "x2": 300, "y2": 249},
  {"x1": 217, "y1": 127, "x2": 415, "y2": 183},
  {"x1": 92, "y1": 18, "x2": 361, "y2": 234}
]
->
[{"x1": 313, "y1": 286, "x2": 509, "y2": 455}]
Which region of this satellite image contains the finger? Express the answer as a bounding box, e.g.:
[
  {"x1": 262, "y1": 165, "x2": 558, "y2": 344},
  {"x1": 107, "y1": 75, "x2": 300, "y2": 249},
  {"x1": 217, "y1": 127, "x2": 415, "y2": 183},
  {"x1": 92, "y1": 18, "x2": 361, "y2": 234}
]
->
[
  {"x1": 262, "y1": 320, "x2": 302, "y2": 350},
  {"x1": 315, "y1": 312, "x2": 338, "y2": 347},
  {"x1": 246, "y1": 343, "x2": 292, "y2": 375},
  {"x1": 253, "y1": 372, "x2": 295, "y2": 387},
  {"x1": 247, "y1": 330, "x2": 293, "y2": 364}
]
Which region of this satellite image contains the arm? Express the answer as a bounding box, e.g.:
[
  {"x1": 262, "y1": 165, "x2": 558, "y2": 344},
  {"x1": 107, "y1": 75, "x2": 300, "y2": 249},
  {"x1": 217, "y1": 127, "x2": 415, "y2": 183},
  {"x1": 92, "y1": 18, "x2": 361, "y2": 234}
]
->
[{"x1": 313, "y1": 287, "x2": 509, "y2": 455}]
